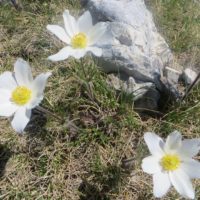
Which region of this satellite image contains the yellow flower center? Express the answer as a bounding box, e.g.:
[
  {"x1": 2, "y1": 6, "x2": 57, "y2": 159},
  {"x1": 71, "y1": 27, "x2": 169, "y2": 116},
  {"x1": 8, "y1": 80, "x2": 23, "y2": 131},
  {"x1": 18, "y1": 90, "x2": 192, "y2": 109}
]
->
[
  {"x1": 160, "y1": 154, "x2": 180, "y2": 171},
  {"x1": 12, "y1": 86, "x2": 32, "y2": 105},
  {"x1": 71, "y1": 33, "x2": 87, "y2": 49}
]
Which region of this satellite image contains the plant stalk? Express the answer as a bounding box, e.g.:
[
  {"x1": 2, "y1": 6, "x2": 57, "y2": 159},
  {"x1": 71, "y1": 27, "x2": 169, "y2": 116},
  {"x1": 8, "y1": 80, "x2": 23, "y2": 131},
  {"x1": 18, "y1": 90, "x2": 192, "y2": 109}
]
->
[{"x1": 181, "y1": 71, "x2": 200, "y2": 101}]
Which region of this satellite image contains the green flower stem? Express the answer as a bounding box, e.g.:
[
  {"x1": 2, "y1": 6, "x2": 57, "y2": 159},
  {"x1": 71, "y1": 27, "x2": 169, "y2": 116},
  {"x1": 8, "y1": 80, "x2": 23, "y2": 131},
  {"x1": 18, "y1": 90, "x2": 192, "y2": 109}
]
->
[{"x1": 80, "y1": 58, "x2": 94, "y2": 101}]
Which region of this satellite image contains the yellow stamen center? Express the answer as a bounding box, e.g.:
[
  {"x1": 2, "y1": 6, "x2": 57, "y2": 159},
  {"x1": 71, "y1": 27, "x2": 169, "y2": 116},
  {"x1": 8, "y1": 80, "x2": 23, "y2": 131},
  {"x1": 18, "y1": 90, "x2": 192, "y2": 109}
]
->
[
  {"x1": 12, "y1": 86, "x2": 32, "y2": 105},
  {"x1": 161, "y1": 154, "x2": 180, "y2": 171},
  {"x1": 71, "y1": 33, "x2": 87, "y2": 49}
]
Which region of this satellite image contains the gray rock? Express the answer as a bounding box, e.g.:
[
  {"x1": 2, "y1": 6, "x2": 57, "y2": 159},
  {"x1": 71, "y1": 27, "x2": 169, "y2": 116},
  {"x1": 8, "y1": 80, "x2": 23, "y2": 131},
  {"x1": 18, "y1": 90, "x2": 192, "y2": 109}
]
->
[
  {"x1": 134, "y1": 88, "x2": 160, "y2": 112},
  {"x1": 126, "y1": 77, "x2": 155, "y2": 101},
  {"x1": 107, "y1": 74, "x2": 155, "y2": 101},
  {"x1": 107, "y1": 73, "x2": 160, "y2": 111},
  {"x1": 182, "y1": 68, "x2": 197, "y2": 85},
  {"x1": 163, "y1": 67, "x2": 181, "y2": 84},
  {"x1": 86, "y1": 0, "x2": 183, "y2": 110},
  {"x1": 87, "y1": 0, "x2": 173, "y2": 84}
]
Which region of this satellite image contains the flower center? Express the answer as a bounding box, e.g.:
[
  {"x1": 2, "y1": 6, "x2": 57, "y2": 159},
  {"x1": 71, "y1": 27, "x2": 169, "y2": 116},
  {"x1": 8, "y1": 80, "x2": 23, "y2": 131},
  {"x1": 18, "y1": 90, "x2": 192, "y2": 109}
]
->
[
  {"x1": 12, "y1": 86, "x2": 32, "y2": 105},
  {"x1": 161, "y1": 154, "x2": 180, "y2": 171},
  {"x1": 71, "y1": 33, "x2": 87, "y2": 49}
]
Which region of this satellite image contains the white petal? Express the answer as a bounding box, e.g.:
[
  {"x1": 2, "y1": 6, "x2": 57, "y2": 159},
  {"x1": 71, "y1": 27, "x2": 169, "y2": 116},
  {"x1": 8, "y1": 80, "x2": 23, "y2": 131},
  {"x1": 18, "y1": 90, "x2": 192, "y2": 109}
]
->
[
  {"x1": 0, "y1": 103, "x2": 17, "y2": 117},
  {"x1": 0, "y1": 71, "x2": 17, "y2": 90},
  {"x1": 47, "y1": 25, "x2": 70, "y2": 44},
  {"x1": 95, "y1": 30, "x2": 115, "y2": 46},
  {"x1": 14, "y1": 58, "x2": 33, "y2": 86},
  {"x1": 0, "y1": 104, "x2": 17, "y2": 117},
  {"x1": 182, "y1": 159, "x2": 200, "y2": 179},
  {"x1": 144, "y1": 132, "x2": 164, "y2": 156},
  {"x1": 29, "y1": 72, "x2": 51, "y2": 108},
  {"x1": 153, "y1": 172, "x2": 171, "y2": 198},
  {"x1": 165, "y1": 130, "x2": 182, "y2": 152},
  {"x1": 27, "y1": 96, "x2": 43, "y2": 110},
  {"x1": 86, "y1": 47, "x2": 102, "y2": 57},
  {"x1": 142, "y1": 156, "x2": 161, "y2": 174},
  {"x1": 170, "y1": 169, "x2": 195, "y2": 199},
  {"x1": 32, "y1": 72, "x2": 51, "y2": 96},
  {"x1": 48, "y1": 47, "x2": 72, "y2": 61},
  {"x1": 179, "y1": 139, "x2": 200, "y2": 157},
  {"x1": 63, "y1": 10, "x2": 78, "y2": 37},
  {"x1": 48, "y1": 47, "x2": 86, "y2": 61},
  {"x1": 0, "y1": 89, "x2": 17, "y2": 117},
  {"x1": 78, "y1": 11, "x2": 93, "y2": 33},
  {"x1": 11, "y1": 107, "x2": 31, "y2": 134},
  {"x1": 88, "y1": 22, "x2": 107, "y2": 45},
  {"x1": 0, "y1": 89, "x2": 11, "y2": 104},
  {"x1": 72, "y1": 49, "x2": 87, "y2": 59}
]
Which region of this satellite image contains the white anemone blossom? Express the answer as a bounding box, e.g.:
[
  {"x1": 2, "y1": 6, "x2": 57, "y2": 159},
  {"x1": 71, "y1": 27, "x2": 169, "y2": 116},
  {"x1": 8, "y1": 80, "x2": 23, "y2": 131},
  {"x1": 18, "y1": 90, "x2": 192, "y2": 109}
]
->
[
  {"x1": 0, "y1": 58, "x2": 51, "y2": 133},
  {"x1": 47, "y1": 10, "x2": 107, "y2": 61},
  {"x1": 142, "y1": 131, "x2": 200, "y2": 199}
]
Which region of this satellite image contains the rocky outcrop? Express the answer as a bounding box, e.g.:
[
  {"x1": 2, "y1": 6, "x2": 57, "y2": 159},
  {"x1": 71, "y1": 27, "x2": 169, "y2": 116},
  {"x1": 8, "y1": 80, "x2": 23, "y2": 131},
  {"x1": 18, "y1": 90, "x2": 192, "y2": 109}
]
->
[{"x1": 85, "y1": 0, "x2": 195, "y2": 111}]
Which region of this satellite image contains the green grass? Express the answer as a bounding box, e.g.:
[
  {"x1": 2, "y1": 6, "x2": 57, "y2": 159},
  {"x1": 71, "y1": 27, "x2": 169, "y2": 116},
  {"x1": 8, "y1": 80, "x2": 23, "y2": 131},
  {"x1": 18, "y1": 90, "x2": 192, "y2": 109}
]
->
[
  {"x1": 0, "y1": 0, "x2": 200, "y2": 199},
  {"x1": 147, "y1": 0, "x2": 200, "y2": 68}
]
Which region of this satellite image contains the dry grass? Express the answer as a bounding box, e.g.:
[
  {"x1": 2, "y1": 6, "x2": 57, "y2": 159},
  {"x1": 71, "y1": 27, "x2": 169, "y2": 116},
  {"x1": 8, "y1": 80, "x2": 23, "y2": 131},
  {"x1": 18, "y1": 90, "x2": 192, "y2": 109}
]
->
[{"x1": 0, "y1": 0, "x2": 200, "y2": 199}]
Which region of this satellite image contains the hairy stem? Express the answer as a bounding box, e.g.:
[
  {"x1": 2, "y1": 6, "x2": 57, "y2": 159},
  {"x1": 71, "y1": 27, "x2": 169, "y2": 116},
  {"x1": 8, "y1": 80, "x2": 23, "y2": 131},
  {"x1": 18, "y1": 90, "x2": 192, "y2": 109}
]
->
[{"x1": 80, "y1": 59, "x2": 94, "y2": 101}]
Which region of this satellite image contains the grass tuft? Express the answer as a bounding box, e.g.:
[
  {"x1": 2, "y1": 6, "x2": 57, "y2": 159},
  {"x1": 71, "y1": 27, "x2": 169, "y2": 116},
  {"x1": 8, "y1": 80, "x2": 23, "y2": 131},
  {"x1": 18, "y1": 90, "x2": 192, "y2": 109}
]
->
[{"x1": 0, "y1": 0, "x2": 199, "y2": 199}]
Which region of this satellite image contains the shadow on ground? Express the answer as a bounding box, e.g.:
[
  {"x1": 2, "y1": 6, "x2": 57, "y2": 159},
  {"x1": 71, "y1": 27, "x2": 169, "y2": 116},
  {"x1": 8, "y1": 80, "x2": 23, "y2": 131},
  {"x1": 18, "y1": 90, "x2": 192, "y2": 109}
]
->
[
  {"x1": 25, "y1": 109, "x2": 51, "y2": 157},
  {"x1": 0, "y1": 144, "x2": 12, "y2": 178}
]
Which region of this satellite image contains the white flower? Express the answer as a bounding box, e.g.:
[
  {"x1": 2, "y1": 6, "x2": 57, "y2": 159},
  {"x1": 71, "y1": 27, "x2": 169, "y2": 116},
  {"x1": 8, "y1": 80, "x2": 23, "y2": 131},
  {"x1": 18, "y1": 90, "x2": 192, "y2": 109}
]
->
[
  {"x1": 0, "y1": 58, "x2": 51, "y2": 133},
  {"x1": 47, "y1": 10, "x2": 107, "y2": 61},
  {"x1": 142, "y1": 131, "x2": 200, "y2": 199}
]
